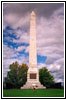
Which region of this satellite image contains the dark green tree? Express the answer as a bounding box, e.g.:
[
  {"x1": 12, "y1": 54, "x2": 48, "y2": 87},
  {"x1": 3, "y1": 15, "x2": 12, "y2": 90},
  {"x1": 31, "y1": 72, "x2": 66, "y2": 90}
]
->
[
  {"x1": 39, "y1": 67, "x2": 54, "y2": 88},
  {"x1": 4, "y1": 61, "x2": 28, "y2": 89}
]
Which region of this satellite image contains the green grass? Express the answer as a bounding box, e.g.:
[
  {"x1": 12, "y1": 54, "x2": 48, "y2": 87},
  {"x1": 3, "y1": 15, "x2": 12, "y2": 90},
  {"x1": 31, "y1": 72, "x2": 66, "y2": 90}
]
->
[{"x1": 3, "y1": 89, "x2": 64, "y2": 97}]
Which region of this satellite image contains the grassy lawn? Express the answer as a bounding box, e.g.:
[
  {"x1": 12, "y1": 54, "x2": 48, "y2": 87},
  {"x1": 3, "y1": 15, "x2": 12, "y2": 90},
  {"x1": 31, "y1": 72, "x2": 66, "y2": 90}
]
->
[{"x1": 3, "y1": 89, "x2": 64, "y2": 97}]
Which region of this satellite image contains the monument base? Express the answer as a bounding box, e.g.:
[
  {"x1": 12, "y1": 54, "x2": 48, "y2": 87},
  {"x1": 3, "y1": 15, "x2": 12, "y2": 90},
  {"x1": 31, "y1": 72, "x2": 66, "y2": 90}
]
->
[
  {"x1": 21, "y1": 81, "x2": 46, "y2": 89},
  {"x1": 21, "y1": 67, "x2": 46, "y2": 89}
]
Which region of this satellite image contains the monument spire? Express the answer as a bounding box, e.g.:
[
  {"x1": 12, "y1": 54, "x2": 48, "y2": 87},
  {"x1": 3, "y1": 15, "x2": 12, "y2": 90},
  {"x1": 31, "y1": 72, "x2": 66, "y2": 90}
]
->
[{"x1": 29, "y1": 11, "x2": 37, "y2": 67}]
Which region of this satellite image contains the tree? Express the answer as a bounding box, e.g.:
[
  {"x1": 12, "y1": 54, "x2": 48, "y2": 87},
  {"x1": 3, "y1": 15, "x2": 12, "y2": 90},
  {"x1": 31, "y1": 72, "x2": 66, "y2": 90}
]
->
[
  {"x1": 4, "y1": 61, "x2": 28, "y2": 89},
  {"x1": 39, "y1": 67, "x2": 54, "y2": 88},
  {"x1": 4, "y1": 62, "x2": 54, "y2": 89}
]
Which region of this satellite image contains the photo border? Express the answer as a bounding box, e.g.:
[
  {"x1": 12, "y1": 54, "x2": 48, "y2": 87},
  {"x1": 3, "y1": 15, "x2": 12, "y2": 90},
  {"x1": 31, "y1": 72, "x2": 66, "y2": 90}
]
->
[{"x1": 1, "y1": 1, "x2": 66, "y2": 99}]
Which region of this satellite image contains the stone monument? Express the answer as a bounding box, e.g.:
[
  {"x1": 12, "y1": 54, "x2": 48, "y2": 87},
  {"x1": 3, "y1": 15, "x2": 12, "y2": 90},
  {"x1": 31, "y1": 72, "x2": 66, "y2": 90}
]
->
[{"x1": 21, "y1": 11, "x2": 46, "y2": 89}]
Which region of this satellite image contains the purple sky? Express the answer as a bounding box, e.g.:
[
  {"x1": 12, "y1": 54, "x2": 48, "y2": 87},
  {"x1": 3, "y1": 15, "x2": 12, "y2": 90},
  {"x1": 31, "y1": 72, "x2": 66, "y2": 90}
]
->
[{"x1": 3, "y1": 2, "x2": 64, "y2": 83}]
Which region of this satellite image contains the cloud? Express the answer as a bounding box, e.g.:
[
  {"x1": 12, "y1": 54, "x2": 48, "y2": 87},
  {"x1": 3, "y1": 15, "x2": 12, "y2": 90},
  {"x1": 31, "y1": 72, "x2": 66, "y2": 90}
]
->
[
  {"x1": 48, "y1": 58, "x2": 64, "y2": 82},
  {"x1": 37, "y1": 6, "x2": 64, "y2": 61},
  {"x1": 4, "y1": 36, "x2": 13, "y2": 42},
  {"x1": 25, "y1": 46, "x2": 29, "y2": 53},
  {"x1": 38, "y1": 63, "x2": 47, "y2": 69},
  {"x1": 4, "y1": 13, "x2": 30, "y2": 29},
  {"x1": 3, "y1": 44, "x2": 28, "y2": 78},
  {"x1": 13, "y1": 30, "x2": 29, "y2": 44},
  {"x1": 3, "y1": 44, "x2": 17, "y2": 59},
  {"x1": 3, "y1": 3, "x2": 64, "y2": 29},
  {"x1": 15, "y1": 46, "x2": 26, "y2": 52}
]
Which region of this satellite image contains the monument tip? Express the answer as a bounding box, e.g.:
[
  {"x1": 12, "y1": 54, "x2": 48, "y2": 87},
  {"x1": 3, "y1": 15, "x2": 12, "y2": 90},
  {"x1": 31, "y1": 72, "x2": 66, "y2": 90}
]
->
[{"x1": 31, "y1": 11, "x2": 35, "y2": 15}]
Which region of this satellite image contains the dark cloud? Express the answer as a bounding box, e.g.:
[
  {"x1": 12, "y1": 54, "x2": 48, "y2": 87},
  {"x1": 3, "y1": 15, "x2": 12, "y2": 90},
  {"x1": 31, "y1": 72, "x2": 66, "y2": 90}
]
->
[{"x1": 4, "y1": 3, "x2": 64, "y2": 18}]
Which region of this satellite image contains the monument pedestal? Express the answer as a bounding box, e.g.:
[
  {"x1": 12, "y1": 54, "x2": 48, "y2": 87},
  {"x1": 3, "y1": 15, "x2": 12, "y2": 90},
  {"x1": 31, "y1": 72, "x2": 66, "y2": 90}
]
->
[
  {"x1": 21, "y1": 81, "x2": 46, "y2": 89},
  {"x1": 21, "y1": 67, "x2": 46, "y2": 89}
]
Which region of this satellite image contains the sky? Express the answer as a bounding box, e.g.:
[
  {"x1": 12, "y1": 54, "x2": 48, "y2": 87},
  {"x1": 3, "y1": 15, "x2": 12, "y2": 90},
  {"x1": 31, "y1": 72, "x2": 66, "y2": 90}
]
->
[{"x1": 3, "y1": 2, "x2": 64, "y2": 83}]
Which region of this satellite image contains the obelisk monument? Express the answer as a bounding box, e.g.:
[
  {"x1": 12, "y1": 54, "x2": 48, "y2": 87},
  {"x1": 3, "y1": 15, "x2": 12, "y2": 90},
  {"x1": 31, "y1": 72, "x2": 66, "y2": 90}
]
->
[
  {"x1": 27, "y1": 11, "x2": 39, "y2": 83},
  {"x1": 21, "y1": 11, "x2": 46, "y2": 89}
]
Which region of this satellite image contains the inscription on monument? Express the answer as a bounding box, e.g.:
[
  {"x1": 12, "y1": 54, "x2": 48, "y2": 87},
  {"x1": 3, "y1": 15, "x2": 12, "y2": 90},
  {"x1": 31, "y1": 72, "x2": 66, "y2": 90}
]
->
[{"x1": 30, "y1": 73, "x2": 36, "y2": 79}]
